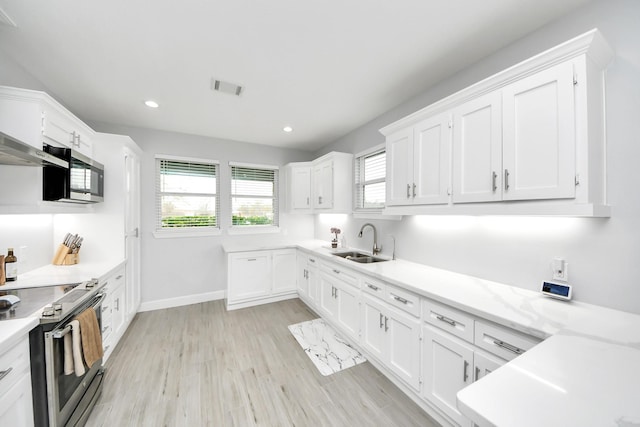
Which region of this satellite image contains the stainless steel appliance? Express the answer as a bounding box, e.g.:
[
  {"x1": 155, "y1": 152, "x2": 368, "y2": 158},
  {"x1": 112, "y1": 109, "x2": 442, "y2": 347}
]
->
[
  {"x1": 28, "y1": 280, "x2": 106, "y2": 427},
  {"x1": 0, "y1": 131, "x2": 69, "y2": 168},
  {"x1": 42, "y1": 146, "x2": 104, "y2": 203}
]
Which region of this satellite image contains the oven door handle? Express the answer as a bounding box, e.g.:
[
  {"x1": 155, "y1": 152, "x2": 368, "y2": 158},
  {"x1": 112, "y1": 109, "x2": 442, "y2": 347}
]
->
[{"x1": 51, "y1": 292, "x2": 106, "y2": 339}]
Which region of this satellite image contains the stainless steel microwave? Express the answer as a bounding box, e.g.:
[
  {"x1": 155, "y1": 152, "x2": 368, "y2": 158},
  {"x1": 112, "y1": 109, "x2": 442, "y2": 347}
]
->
[{"x1": 43, "y1": 145, "x2": 104, "y2": 203}]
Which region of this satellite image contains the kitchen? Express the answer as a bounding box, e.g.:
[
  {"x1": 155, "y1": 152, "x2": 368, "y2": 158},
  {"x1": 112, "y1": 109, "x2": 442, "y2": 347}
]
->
[{"x1": 1, "y1": 0, "x2": 640, "y2": 426}]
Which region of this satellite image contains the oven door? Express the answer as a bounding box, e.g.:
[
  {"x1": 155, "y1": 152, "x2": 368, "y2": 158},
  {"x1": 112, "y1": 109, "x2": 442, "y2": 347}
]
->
[{"x1": 43, "y1": 292, "x2": 105, "y2": 427}]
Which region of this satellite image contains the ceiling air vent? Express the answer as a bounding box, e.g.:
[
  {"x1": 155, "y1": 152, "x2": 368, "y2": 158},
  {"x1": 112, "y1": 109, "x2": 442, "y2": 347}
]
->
[
  {"x1": 211, "y1": 78, "x2": 243, "y2": 96},
  {"x1": 0, "y1": 7, "x2": 17, "y2": 27}
]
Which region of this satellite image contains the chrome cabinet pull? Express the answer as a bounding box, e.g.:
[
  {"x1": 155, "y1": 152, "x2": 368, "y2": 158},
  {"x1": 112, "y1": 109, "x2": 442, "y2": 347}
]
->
[
  {"x1": 384, "y1": 316, "x2": 389, "y2": 332},
  {"x1": 475, "y1": 366, "x2": 481, "y2": 381},
  {"x1": 115, "y1": 275, "x2": 123, "y2": 280},
  {"x1": 406, "y1": 184, "x2": 411, "y2": 198},
  {"x1": 306, "y1": 197, "x2": 309, "y2": 206},
  {"x1": 102, "y1": 326, "x2": 109, "y2": 333},
  {"x1": 247, "y1": 258, "x2": 257, "y2": 261},
  {"x1": 334, "y1": 287, "x2": 338, "y2": 299},
  {"x1": 309, "y1": 258, "x2": 316, "y2": 263},
  {"x1": 436, "y1": 314, "x2": 457, "y2": 327},
  {"x1": 0, "y1": 367, "x2": 13, "y2": 381},
  {"x1": 463, "y1": 360, "x2": 469, "y2": 382},
  {"x1": 492, "y1": 171, "x2": 497, "y2": 192},
  {"x1": 493, "y1": 339, "x2": 524, "y2": 355},
  {"x1": 392, "y1": 295, "x2": 409, "y2": 304},
  {"x1": 504, "y1": 169, "x2": 510, "y2": 190},
  {"x1": 318, "y1": 196, "x2": 323, "y2": 205},
  {"x1": 367, "y1": 283, "x2": 379, "y2": 291},
  {"x1": 379, "y1": 313, "x2": 384, "y2": 328},
  {"x1": 412, "y1": 183, "x2": 416, "y2": 198},
  {"x1": 333, "y1": 269, "x2": 340, "y2": 274}
]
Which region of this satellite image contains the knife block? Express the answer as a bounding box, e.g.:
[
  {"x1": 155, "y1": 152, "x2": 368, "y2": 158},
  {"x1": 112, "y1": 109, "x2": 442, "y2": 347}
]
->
[{"x1": 52, "y1": 244, "x2": 79, "y2": 265}]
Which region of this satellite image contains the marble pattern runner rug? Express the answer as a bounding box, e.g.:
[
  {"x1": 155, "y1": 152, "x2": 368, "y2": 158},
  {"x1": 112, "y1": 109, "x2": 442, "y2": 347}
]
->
[{"x1": 288, "y1": 318, "x2": 367, "y2": 376}]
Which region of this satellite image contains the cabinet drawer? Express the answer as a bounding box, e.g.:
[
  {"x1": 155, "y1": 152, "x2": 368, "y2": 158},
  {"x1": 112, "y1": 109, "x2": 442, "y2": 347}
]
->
[
  {"x1": 0, "y1": 337, "x2": 30, "y2": 396},
  {"x1": 321, "y1": 264, "x2": 359, "y2": 288},
  {"x1": 385, "y1": 284, "x2": 420, "y2": 317},
  {"x1": 362, "y1": 276, "x2": 386, "y2": 299},
  {"x1": 474, "y1": 321, "x2": 541, "y2": 361},
  {"x1": 423, "y1": 299, "x2": 474, "y2": 343}
]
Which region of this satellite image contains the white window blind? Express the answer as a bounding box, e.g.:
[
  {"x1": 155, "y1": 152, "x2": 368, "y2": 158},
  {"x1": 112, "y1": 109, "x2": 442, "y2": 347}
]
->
[
  {"x1": 355, "y1": 148, "x2": 386, "y2": 210},
  {"x1": 230, "y1": 165, "x2": 279, "y2": 226},
  {"x1": 156, "y1": 158, "x2": 219, "y2": 229}
]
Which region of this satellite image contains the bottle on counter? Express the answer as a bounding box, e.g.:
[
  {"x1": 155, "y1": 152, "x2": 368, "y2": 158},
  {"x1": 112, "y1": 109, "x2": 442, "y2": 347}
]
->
[
  {"x1": 5, "y1": 248, "x2": 17, "y2": 282},
  {"x1": 0, "y1": 255, "x2": 5, "y2": 285}
]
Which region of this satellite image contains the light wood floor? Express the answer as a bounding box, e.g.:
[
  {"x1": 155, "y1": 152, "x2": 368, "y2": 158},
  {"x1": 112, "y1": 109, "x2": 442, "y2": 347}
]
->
[{"x1": 86, "y1": 299, "x2": 440, "y2": 427}]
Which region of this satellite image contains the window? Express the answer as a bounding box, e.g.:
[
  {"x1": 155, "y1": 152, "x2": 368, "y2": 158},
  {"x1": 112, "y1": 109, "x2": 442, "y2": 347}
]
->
[
  {"x1": 230, "y1": 163, "x2": 279, "y2": 227},
  {"x1": 156, "y1": 156, "x2": 219, "y2": 230},
  {"x1": 355, "y1": 145, "x2": 386, "y2": 210}
]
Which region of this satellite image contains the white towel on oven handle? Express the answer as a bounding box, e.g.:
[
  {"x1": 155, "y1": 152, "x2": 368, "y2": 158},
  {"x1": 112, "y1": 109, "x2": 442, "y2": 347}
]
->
[
  {"x1": 70, "y1": 320, "x2": 85, "y2": 376},
  {"x1": 63, "y1": 332, "x2": 73, "y2": 375}
]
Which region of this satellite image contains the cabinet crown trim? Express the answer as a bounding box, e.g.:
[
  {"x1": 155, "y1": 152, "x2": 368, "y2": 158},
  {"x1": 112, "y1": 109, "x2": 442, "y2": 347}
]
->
[{"x1": 379, "y1": 28, "x2": 613, "y2": 136}]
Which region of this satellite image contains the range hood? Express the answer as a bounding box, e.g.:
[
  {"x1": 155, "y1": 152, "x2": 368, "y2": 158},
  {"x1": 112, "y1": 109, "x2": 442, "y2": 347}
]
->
[{"x1": 0, "y1": 131, "x2": 68, "y2": 168}]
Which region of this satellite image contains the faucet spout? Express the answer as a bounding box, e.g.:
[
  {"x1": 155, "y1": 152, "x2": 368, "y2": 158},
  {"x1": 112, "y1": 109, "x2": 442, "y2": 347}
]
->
[{"x1": 358, "y1": 223, "x2": 381, "y2": 255}]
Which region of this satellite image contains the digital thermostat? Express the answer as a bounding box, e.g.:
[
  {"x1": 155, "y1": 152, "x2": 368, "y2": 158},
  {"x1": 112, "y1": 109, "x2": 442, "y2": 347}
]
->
[{"x1": 541, "y1": 281, "x2": 572, "y2": 301}]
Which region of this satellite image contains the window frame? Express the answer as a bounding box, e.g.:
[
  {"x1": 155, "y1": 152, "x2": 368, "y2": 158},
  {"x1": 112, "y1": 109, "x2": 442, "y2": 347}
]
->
[
  {"x1": 354, "y1": 144, "x2": 387, "y2": 213},
  {"x1": 228, "y1": 161, "x2": 280, "y2": 233},
  {"x1": 154, "y1": 154, "x2": 221, "y2": 238}
]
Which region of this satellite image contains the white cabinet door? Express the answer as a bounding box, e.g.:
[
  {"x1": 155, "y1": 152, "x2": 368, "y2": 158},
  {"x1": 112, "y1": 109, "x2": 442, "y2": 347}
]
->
[
  {"x1": 307, "y1": 262, "x2": 319, "y2": 306},
  {"x1": 361, "y1": 295, "x2": 386, "y2": 362},
  {"x1": 452, "y1": 91, "x2": 502, "y2": 203},
  {"x1": 0, "y1": 373, "x2": 34, "y2": 427},
  {"x1": 387, "y1": 309, "x2": 421, "y2": 391},
  {"x1": 473, "y1": 350, "x2": 504, "y2": 382},
  {"x1": 413, "y1": 113, "x2": 451, "y2": 205},
  {"x1": 291, "y1": 165, "x2": 312, "y2": 210},
  {"x1": 124, "y1": 148, "x2": 141, "y2": 321},
  {"x1": 386, "y1": 128, "x2": 414, "y2": 206},
  {"x1": 313, "y1": 160, "x2": 333, "y2": 209},
  {"x1": 502, "y1": 61, "x2": 576, "y2": 201},
  {"x1": 272, "y1": 249, "x2": 297, "y2": 295},
  {"x1": 296, "y1": 253, "x2": 308, "y2": 297},
  {"x1": 422, "y1": 325, "x2": 474, "y2": 426},
  {"x1": 319, "y1": 274, "x2": 338, "y2": 319},
  {"x1": 42, "y1": 106, "x2": 76, "y2": 148},
  {"x1": 228, "y1": 252, "x2": 271, "y2": 302},
  {"x1": 336, "y1": 282, "x2": 360, "y2": 341}
]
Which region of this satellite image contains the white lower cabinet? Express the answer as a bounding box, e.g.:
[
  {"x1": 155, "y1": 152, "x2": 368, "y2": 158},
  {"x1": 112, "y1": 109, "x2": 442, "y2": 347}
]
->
[
  {"x1": 0, "y1": 337, "x2": 33, "y2": 426},
  {"x1": 422, "y1": 325, "x2": 476, "y2": 426},
  {"x1": 319, "y1": 272, "x2": 339, "y2": 318},
  {"x1": 101, "y1": 266, "x2": 127, "y2": 361},
  {"x1": 227, "y1": 248, "x2": 298, "y2": 310},
  {"x1": 362, "y1": 294, "x2": 421, "y2": 391}
]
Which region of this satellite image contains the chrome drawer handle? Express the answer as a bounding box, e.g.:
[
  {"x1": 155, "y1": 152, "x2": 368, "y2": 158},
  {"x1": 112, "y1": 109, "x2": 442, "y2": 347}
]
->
[
  {"x1": 384, "y1": 316, "x2": 389, "y2": 332},
  {"x1": 309, "y1": 258, "x2": 316, "y2": 263},
  {"x1": 115, "y1": 275, "x2": 123, "y2": 280},
  {"x1": 493, "y1": 339, "x2": 524, "y2": 355},
  {"x1": 367, "y1": 284, "x2": 379, "y2": 291},
  {"x1": 436, "y1": 314, "x2": 457, "y2": 327},
  {"x1": 333, "y1": 269, "x2": 340, "y2": 274},
  {"x1": 379, "y1": 313, "x2": 384, "y2": 328},
  {"x1": 0, "y1": 367, "x2": 13, "y2": 381},
  {"x1": 247, "y1": 258, "x2": 257, "y2": 261},
  {"x1": 392, "y1": 295, "x2": 408, "y2": 304}
]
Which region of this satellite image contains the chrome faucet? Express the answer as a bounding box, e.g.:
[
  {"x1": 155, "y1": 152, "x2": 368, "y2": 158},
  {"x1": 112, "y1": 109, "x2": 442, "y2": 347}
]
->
[{"x1": 358, "y1": 223, "x2": 382, "y2": 255}]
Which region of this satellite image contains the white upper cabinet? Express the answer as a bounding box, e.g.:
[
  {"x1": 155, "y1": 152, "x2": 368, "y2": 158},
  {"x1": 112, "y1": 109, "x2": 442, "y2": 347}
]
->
[
  {"x1": 502, "y1": 61, "x2": 576, "y2": 201},
  {"x1": 452, "y1": 92, "x2": 502, "y2": 203},
  {"x1": 285, "y1": 151, "x2": 353, "y2": 214},
  {"x1": 387, "y1": 114, "x2": 451, "y2": 206},
  {"x1": 380, "y1": 29, "x2": 613, "y2": 217}
]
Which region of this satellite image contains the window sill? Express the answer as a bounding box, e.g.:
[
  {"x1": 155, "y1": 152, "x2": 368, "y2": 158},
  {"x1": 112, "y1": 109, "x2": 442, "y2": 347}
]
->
[
  {"x1": 153, "y1": 228, "x2": 222, "y2": 239},
  {"x1": 227, "y1": 226, "x2": 281, "y2": 235}
]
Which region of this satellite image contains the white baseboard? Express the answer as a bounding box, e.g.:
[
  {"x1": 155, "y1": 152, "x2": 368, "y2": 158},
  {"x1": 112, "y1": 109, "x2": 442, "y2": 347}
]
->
[{"x1": 139, "y1": 290, "x2": 226, "y2": 312}]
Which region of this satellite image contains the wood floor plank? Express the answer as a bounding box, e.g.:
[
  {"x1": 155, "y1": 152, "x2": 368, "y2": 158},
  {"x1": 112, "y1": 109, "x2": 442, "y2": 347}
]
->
[{"x1": 86, "y1": 299, "x2": 440, "y2": 427}]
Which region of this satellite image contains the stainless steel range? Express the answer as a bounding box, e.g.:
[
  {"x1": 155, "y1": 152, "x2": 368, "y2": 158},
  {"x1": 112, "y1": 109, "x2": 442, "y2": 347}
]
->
[{"x1": 26, "y1": 279, "x2": 107, "y2": 427}]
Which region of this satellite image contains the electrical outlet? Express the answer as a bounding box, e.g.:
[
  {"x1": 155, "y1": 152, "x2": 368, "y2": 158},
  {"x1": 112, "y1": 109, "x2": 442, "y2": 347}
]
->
[
  {"x1": 552, "y1": 258, "x2": 568, "y2": 281},
  {"x1": 19, "y1": 245, "x2": 28, "y2": 263}
]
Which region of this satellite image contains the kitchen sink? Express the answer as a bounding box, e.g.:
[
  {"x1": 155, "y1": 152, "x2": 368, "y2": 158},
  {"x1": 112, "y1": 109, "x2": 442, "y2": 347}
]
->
[{"x1": 332, "y1": 251, "x2": 389, "y2": 263}]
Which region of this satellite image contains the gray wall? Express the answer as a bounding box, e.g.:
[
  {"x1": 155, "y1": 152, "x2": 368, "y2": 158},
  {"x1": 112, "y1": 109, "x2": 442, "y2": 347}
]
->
[
  {"x1": 314, "y1": 0, "x2": 640, "y2": 314},
  {"x1": 88, "y1": 122, "x2": 315, "y2": 305}
]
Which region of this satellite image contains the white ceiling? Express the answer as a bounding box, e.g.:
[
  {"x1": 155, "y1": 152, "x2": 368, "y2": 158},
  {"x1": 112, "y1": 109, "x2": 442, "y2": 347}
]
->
[{"x1": 0, "y1": 0, "x2": 592, "y2": 151}]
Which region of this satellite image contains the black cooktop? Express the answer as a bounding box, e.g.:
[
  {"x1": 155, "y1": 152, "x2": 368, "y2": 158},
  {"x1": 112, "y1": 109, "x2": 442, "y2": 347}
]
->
[{"x1": 0, "y1": 284, "x2": 78, "y2": 321}]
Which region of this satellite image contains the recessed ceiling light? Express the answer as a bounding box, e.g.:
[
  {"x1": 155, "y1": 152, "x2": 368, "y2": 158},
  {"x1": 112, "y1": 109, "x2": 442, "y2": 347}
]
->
[
  {"x1": 283, "y1": 126, "x2": 293, "y2": 133},
  {"x1": 144, "y1": 100, "x2": 159, "y2": 108}
]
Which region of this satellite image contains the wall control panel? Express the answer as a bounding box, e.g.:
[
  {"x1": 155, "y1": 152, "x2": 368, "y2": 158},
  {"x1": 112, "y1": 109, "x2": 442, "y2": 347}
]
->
[{"x1": 541, "y1": 281, "x2": 572, "y2": 301}]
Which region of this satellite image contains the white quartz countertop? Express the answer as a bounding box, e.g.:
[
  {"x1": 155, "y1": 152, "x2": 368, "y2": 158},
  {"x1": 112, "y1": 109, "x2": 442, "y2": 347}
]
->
[
  {"x1": 0, "y1": 317, "x2": 39, "y2": 350},
  {"x1": 0, "y1": 260, "x2": 125, "y2": 290},
  {"x1": 257, "y1": 240, "x2": 640, "y2": 426}
]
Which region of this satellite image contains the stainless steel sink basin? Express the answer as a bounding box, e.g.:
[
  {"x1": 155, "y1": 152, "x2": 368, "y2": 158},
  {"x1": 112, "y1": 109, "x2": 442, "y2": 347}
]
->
[{"x1": 332, "y1": 251, "x2": 389, "y2": 263}]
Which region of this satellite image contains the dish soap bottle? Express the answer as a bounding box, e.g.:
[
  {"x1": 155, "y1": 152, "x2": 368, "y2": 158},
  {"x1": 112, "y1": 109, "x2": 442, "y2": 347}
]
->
[{"x1": 5, "y1": 248, "x2": 17, "y2": 282}]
